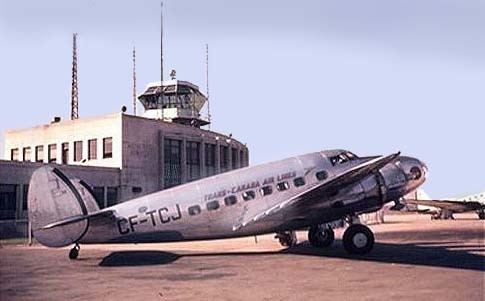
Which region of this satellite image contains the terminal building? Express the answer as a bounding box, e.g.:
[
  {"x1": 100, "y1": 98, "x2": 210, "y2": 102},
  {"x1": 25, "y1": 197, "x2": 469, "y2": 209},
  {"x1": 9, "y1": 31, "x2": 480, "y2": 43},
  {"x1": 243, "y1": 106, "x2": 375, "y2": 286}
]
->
[{"x1": 0, "y1": 79, "x2": 249, "y2": 238}]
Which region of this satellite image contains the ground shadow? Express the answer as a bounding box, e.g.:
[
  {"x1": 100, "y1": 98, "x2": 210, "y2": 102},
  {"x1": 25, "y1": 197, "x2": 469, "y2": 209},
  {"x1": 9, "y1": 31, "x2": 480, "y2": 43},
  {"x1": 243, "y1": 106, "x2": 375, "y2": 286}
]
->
[{"x1": 98, "y1": 241, "x2": 484, "y2": 271}]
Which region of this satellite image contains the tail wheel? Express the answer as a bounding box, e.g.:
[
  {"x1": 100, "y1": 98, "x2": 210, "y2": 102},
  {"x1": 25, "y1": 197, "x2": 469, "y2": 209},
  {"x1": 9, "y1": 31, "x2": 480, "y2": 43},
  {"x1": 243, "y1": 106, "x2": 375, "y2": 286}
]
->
[
  {"x1": 342, "y1": 224, "x2": 374, "y2": 255},
  {"x1": 69, "y1": 244, "x2": 80, "y2": 260},
  {"x1": 308, "y1": 225, "x2": 334, "y2": 247}
]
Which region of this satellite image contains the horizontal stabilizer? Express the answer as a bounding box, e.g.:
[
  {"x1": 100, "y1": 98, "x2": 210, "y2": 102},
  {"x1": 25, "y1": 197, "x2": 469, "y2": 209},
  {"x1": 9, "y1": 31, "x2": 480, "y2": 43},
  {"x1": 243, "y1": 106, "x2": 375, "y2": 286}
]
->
[{"x1": 41, "y1": 210, "x2": 115, "y2": 230}]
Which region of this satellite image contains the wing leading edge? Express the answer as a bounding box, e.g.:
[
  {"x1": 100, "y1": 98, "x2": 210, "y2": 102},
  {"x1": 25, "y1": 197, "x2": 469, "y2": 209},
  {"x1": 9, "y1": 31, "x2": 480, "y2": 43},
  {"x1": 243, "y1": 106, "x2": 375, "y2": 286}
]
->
[{"x1": 232, "y1": 152, "x2": 400, "y2": 231}]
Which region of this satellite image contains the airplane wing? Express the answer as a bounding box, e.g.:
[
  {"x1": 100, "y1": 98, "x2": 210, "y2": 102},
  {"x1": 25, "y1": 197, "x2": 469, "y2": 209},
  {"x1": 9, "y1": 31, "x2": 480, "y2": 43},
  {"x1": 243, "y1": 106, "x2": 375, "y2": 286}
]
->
[
  {"x1": 233, "y1": 152, "x2": 400, "y2": 231},
  {"x1": 403, "y1": 199, "x2": 484, "y2": 213}
]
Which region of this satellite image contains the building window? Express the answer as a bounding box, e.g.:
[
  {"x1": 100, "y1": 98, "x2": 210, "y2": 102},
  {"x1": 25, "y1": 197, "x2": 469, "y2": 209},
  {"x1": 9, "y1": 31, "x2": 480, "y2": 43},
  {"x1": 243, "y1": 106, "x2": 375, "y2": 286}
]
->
[
  {"x1": 220, "y1": 145, "x2": 229, "y2": 172},
  {"x1": 88, "y1": 139, "x2": 97, "y2": 160},
  {"x1": 242, "y1": 190, "x2": 256, "y2": 201},
  {"x1": 106, "y1": 186, "x2": 118, "y2": 207},
  {"x1": 293, "y1": 177, "x2": 305, "y2": 187},
  {"x1": 276, "y1": 182, "x2": 290, "y2": 191},
  {"x1": 239, "y1": 150, "x2": 244, "y2": 168},
  {"x1": 22, "y1": 184, "x2": 29, "y2": 211},
  {"x1": 93, "y1": 186, "x2": 105, "y2": 209},
  {"x1": 164, "y1": 139, "x2": 182, "y2": 188},
  {"x1": 204, "y1": 143, "x2": 216, "y2": 176},
  {"x1": 224, "y1": 195, "x2": 237, "y2": 206},
  {"x1": 260, "y1": 185, "x2": 273, "y2": 196},
  {"x1": 186, "y1": 141, "x2": 200, "y2": 182},
  {"x1": 74, "y1": 141, "x2": 83, "y2": 162},
  {"x1": 188, "y1": 205, "x2": 201, "y2": 216},
  {"x1": 10, "y1": 148, "x2": 19, "y2": 161},
  {"x1": 0, "y1": 184, "x2": 17, "y2": 220},
  {"x1": 231, "y1": 148, "x2": 238, "y2": 170},
  {"x1": 132, "y1": 186, "x2": 142, "y2": 194},
  {"x1": 22, "y1": 147, "x2": 31, "y2": 162},
  {"x1": 35, "y1": 146, "x2": 44, "y2": 163},
  {"x1": 61, "y1": 142, "x2": 69, "y2": 164},
  {"x1": 48, "y1": 144, "x2": 57, "y2": 163},
  {"x1": 103, "y1": 137, "x2": 113, "y2": 159},
  {"x1": 207, "y1": 200, "x2": 220, "y2": 211},
  {"x1": 316, "y1": 171, "x2": 328, "y2": 181}
]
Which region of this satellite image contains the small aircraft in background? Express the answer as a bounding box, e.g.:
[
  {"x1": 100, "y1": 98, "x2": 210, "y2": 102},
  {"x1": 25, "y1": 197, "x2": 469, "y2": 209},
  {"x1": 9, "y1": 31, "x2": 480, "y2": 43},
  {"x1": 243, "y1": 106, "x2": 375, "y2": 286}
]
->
[
  {"x1": 28, "y1": 149, "x2": 427, "y2": 259},
  {"x1": 403, "y1": 189, "x2": 485, "y2": 220}
]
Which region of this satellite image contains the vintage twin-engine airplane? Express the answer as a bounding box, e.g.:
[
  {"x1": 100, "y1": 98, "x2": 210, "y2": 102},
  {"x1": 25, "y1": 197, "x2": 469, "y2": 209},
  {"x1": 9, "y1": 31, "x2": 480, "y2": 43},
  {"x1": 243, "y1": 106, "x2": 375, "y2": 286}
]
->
[
  {"x1": 403, "y1": 189, "x2": 485, "y2": 220},
  {"x1": 28, "y1": 149, "x2": 427, "y2": 259}
]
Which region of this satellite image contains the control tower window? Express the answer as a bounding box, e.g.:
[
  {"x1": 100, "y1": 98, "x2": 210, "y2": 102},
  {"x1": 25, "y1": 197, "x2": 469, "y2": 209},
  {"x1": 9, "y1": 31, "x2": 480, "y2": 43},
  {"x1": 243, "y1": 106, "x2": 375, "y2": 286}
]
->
[
  {"x1": 220, "y1": 145, "x2": 229, "y2": 172},
  {"x1": 103, "y1": 137, "x2": 112, "y2": 159},
  {"x1": 35, "y1": 146, "x2": 44, "y2": 163},
  {"x1": 186, "y1": 141, "x2": 201, "y2": 182},
  {"x1": 74, "y1": 141, "x2": 83, "y2": 162},
  {"x1": 10, "y1": 148, "x2": 19, "y2": 161},
  {"x1": 48, "y1": 144, "x2": 57, "y2": 163},
  {"x1": 205, "y1": 143, "x2": 216, "y2": 176},
  {"x1": 22, "y1": 147, "x2": 31, "y2": 162}
]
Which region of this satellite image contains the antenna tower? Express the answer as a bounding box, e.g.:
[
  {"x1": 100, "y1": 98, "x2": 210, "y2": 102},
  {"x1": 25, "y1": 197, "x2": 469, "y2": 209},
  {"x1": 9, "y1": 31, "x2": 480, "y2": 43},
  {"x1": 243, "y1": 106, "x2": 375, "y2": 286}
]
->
[
  {"x1": 159, "y1": 1, "x2": 164, "y2": 120},
  {"x1": 71, "y1": 33, "x2": 79, "y2": 120},
  {"x1": 206, "y1": 44, "x2": 211, "y2": 130},
  {"x1": 133, "y1": 46, "x2": 137, "y2": 115}
]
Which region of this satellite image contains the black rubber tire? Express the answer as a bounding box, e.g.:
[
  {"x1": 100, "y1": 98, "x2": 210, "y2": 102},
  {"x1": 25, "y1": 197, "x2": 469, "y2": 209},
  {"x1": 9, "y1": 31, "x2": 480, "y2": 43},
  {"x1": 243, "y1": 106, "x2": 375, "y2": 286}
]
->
[
  {"x1": 478, "y1": 212, "x2": 485, "y2": 220},
  {"x1": 69, "y1": 247, "x2": 79, "y2": 260},
  {"x1": 342, "y1": 224, "x2": 374, "y2": 255},
  {"x1": 308, "y1": 226, "x2": 334, "y2": 248}
]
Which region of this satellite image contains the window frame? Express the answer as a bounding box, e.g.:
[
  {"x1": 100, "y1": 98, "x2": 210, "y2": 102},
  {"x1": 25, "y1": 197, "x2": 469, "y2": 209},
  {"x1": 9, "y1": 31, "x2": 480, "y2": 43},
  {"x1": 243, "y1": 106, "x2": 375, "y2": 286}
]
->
[
  {"x1": 188, "y1": 205, "x2": 202, "y2": 216},
  {"x1": 206, "y1": 200, "x2": 220, "y2": 211},
  {"x1": 276, "y1": 181, "x2": 290, "y2": 191},
  {"x1": 74, "y1": 141, "x2": 83, "y2": 162},
  {"x1": 316, "y1": 170, "x2": 328, "y2": 181},
  {"x1": 88, "y1": 139, "x2": 97, "y2": 160},
  {"x1": 224, "y1": 195, "x2": 238, "y2": 206},
  {"x1": 103, "y1": 137, "x2": 113, "y2": 159},
  {"x1": 293, "y1": 177, "x2": 306, "y2": 187},
  {"x1": 260, "y1": 185, "x2": 273, "y2": 197},
  {"x1": 242, "y1": 190, "x2": 256, "y2": 201}
]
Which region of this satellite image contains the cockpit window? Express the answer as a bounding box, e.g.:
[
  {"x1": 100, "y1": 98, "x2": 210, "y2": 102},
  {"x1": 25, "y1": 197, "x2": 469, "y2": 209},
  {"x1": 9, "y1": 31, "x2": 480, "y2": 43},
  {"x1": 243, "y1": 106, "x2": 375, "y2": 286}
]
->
[{"x1": 330, "y1": 152, "x2": 358, "y2": 166}]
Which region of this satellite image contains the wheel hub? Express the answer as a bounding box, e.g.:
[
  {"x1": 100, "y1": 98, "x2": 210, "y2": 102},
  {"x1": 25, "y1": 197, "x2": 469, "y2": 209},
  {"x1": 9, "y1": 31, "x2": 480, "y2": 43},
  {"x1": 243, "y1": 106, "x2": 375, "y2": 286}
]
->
[{"x1": 352, "y1": 233, "x2": 368, "y2": 248}]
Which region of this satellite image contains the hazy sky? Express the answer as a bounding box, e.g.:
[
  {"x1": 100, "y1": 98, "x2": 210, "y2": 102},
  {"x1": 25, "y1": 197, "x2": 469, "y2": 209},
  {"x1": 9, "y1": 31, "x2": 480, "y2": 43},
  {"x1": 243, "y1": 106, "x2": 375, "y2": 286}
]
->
[{"x1": 1, "y1": 0, "x2": 484, "y2": 197}]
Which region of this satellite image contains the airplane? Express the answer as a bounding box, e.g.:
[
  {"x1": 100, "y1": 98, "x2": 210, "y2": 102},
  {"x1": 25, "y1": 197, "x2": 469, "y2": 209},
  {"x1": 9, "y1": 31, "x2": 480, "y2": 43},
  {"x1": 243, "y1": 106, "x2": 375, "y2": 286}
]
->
[
  {"x1": 403, "y1": 189, "x2": 485, "y2": 220},
  {"x1": 27, "y1": 149, "x2": 427, "y2": 260}
]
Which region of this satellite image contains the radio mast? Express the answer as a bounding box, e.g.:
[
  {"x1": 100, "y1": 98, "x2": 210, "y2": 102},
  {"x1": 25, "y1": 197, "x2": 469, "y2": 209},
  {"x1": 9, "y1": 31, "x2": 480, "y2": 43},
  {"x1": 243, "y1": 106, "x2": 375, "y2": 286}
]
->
[
  {"x1": 133, "y1": 46, "x2": 137, "y2": 116},
  {"x1": 206, "y1": 44, "x2": 211, "y2": 130},
  {"x1": 71, "y1": 33, "x2": 79, "y2": 120}
]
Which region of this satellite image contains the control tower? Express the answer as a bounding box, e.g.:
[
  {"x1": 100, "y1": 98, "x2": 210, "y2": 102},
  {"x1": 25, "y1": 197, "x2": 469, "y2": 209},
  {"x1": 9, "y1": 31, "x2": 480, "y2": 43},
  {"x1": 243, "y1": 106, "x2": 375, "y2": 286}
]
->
[{"x1": 138, "y1": 78, "x2": 209, "y2": 128}]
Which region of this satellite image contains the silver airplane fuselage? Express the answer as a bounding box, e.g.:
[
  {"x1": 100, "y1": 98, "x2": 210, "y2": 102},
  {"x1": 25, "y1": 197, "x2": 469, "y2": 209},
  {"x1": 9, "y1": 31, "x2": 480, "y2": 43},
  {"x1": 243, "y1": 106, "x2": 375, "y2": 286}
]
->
[{"x1": 78, "y1": 150, "x2": 426, "y2": 244}]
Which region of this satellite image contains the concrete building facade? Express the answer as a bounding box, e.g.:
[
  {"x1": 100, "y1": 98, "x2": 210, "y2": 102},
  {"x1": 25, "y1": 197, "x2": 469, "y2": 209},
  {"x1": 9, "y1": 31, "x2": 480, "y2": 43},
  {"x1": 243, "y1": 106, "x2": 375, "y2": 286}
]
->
[{"x1": 1, "y1": 113, "x2": 248, "y2": 238}]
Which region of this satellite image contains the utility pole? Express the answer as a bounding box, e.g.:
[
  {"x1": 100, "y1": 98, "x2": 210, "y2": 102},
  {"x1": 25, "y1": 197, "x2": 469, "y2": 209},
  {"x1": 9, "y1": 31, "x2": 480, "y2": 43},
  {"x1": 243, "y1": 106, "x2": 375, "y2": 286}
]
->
[
  {"x1": 71, "y1": 33, "x2": 79, "y2": 120},
  {"x1": 159, "y1": 1, "x2": 164, "y2": 120},
  {"x1": 206, "y1": 44, "x2": 211, "y2": 130}
]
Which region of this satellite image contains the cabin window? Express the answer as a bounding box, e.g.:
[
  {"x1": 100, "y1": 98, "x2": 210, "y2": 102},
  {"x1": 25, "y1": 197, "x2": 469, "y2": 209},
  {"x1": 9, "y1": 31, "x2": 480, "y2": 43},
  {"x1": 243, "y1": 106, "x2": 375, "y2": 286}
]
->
[
  {"x1": 293, "y1": 177, "x2": 305, "y2": 187},
  {"x1": 242, "y1": 190, "x2": 256, "y2": 201},
  {"x1": 23, "y1": 147, "x2": 31, "y2": 162},
  {"x1": 188, "y1": 205, "x2": 201, "y2": 216},
  {"x1": 35, "y1": 146, "x2": 44, "y2": 162},
  {"x1": 207, "y1": 200, "x2": 220, "y2": 211},
  {"x1": 276, "y1": 182, "x2": 290, "y2": 191},
  {"x1": 260, "y1": 185, "x2": 273, "y2": 196},
  {"x1": 316, "y1": 171, "x2": 328, "y2": 181},
  {"x1": 224, "y1": 195, "x2": 237, "y2": 206}
]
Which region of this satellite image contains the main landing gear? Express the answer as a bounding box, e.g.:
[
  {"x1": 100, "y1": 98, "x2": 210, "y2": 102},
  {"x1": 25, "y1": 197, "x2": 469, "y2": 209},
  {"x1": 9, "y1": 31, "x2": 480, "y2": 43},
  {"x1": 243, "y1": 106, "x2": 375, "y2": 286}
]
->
[
  {"x1": 275, "y1": 231, "x2": 298, "y2": 247},
  {"x1": 69, "y1": 244, "x2": 80, "y2": 260},
  {"x1": 308, "y1": 224, "x2": 335, "y2": 248},
  {"x1": 308, "y1": 216, "x2": 375, "y2": 254},
  {"x1": 477, "y1": 210, "x2": 485, "y2": 220}
]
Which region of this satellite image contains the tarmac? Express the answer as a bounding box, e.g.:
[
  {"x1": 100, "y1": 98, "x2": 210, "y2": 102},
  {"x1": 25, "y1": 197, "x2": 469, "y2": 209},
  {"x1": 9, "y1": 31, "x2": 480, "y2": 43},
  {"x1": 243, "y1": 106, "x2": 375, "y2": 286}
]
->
[{"x1": 1, "y1": 212, "x2": 484, "y2": 300}]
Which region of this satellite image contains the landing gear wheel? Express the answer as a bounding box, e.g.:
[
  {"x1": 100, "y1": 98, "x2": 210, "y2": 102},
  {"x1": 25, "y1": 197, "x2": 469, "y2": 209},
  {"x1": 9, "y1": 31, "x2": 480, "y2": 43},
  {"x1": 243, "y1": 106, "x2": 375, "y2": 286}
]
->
[
  {"x1": 478, "y1": 211, "x2": 485, "y2": 220},
  {"x1": 69, "y1": 244, "x2": 80, "y2": 260},
  {"x1": 308, "y1": 225, "x2": 334, "y2": 247},
  {"x1": 342, "y1": 224, "x2": 374, "y2": 255},
  {"x1": 275, "y1": 231, "x2": 297, "y2": 247}
]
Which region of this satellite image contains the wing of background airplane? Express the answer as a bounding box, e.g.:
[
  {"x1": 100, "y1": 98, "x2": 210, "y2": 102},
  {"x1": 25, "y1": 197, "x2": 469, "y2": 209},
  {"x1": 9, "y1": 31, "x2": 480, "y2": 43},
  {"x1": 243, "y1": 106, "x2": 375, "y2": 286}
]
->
[
  {"x1": 403, "y1": 199, "x2": 484, "y2": 212},
  {"x1": 233, "y1": 152, "x2": 400, "y2": 231}
]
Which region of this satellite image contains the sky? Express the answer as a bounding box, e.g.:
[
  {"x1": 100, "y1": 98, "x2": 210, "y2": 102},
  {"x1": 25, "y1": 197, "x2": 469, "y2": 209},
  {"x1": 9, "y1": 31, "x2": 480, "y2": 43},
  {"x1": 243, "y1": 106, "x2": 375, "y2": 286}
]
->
[{"x1": 0, "y1": 0, "x2": 484, "y2": 198}]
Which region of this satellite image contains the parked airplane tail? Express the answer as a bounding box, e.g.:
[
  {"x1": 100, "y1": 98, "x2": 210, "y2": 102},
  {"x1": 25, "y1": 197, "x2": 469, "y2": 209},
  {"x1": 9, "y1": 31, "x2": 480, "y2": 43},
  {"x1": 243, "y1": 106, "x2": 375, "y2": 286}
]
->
[{"x1": 28, "y1": 167, "x2": 100, "y2": 247}]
